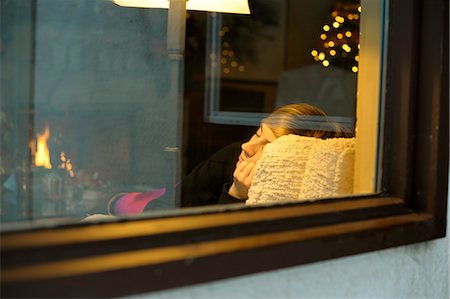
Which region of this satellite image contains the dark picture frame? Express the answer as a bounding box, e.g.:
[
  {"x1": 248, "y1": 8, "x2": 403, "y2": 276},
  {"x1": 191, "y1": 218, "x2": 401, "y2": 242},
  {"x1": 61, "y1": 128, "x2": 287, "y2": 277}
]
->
[
  {"x1": 204, "y1": 0, "x2": 287, "y2": 125},
  {"x1": 1, "y1": 0, "x2": 448, "y2": 297}
]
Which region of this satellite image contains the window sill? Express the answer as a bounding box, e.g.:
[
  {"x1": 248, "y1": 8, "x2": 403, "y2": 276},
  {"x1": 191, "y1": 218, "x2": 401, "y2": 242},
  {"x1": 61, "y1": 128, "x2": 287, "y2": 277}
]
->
[{"x1": 0, "y1": 195, "x2": 441, "y2": 297}]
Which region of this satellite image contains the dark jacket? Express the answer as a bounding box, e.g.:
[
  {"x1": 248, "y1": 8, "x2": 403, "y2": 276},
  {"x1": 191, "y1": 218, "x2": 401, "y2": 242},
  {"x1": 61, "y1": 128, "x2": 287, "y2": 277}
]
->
[{"x1": 180, "y1": 142, "x2": 244, "y2": 207}]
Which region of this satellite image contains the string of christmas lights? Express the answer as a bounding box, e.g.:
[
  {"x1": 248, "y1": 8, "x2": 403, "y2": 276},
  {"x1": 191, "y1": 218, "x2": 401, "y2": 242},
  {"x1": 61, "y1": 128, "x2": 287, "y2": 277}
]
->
[
  {"x1": 311, "y1": 0, "x2": 361, "y2": 73},
  {"x1": 220, "y1": 26, "x2": 246, "y2": 75}
]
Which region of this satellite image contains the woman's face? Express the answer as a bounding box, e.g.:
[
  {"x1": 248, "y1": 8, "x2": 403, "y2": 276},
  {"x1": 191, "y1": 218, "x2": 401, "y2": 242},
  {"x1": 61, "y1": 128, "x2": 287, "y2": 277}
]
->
[{"x1": 239, "y1": 123, "x2": 277, "y2": 163}]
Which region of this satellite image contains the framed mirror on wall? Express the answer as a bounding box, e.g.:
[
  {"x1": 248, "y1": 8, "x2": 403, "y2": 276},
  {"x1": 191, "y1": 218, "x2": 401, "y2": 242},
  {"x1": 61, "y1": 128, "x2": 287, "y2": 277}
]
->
[{"x1": 0, "y1": 0, "x2": 448, "y2": 297}]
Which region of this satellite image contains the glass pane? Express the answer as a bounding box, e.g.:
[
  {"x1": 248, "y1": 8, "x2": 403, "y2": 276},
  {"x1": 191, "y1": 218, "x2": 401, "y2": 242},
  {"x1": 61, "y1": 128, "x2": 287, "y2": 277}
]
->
[
  {"x1": 1, "y1": 0, "x2": 385, "y2": 229},
  {"x1": 183, "y1": 0, "x2": 384, "y2": 205},
  {"x1": 1, "y1": 0, "x2": 181, "y2": 226}
]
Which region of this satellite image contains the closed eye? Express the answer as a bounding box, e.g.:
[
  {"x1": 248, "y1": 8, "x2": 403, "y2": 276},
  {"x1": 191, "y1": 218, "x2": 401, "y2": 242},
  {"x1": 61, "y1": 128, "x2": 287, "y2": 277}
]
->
[{"x1": 255, "y1": 128, "x2": 262, "y2": 138}]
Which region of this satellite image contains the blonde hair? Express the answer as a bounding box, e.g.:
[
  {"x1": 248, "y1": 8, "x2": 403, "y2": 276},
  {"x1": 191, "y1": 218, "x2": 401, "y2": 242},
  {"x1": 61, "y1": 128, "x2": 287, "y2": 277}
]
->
[{"x1": 263, "y1": 103, "x2": 351, "y2": 139}]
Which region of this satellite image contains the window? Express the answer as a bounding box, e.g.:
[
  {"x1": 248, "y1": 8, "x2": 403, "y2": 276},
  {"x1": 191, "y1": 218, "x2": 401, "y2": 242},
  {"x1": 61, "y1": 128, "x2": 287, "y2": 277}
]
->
[
  {"x1": 0, "y1": 0, "x2": 448, "y2": 297},
  {"x1": 1, "y1": 0, "x2": 382, "y2": 227}
]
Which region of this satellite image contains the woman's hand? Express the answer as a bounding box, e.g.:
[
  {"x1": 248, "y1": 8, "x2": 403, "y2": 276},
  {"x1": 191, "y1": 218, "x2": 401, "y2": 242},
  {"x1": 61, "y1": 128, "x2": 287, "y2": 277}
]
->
[{"x1": 228, "y1": 160, "x2": 257, "y2": 199}]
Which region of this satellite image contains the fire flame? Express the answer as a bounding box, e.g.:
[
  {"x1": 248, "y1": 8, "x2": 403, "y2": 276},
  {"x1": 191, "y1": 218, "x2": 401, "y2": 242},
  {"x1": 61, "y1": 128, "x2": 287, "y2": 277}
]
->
[
  {"x1": 34, "y1": 125, "x2": 75, "y2": 177},
  {"x1": 35, "y1": 126, "x2": 52, "y2": 169}
]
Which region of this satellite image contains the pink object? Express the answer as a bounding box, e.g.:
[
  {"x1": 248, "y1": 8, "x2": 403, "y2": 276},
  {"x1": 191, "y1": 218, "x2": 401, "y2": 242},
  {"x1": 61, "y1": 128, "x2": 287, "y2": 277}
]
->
[{"x1": 109, "y1": 188, "x2": 166, "y2": 215}]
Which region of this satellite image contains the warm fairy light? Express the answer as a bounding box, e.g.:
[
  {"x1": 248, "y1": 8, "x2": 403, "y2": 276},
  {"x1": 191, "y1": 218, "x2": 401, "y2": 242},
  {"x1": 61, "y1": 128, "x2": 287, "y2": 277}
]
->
[
  {"x1": 35, "y1": 126, "x2": 52, "y2": 169},
  {"x1": 220, "y1": 26, "x2": 230, "y2": 37},
  {"x1": 221, "y1": 33, "x2": 245, "y2": 75},
  {"x1": 310, "y1": 2, "x2": 360, "y2": 71},
  {"x1": 358, "y1": 44, "x2": 361, "y2": 49},
  {"x1": 335, "y1": 16, "x2": 345, "y2": 23},
  {"x1": 342, "y1": 44, "x2": 351, "y2": 52}
]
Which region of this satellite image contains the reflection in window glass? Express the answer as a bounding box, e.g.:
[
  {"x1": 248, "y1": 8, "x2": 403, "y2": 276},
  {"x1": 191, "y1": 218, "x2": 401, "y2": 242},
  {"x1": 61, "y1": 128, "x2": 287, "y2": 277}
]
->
[
  {"x1": 205, "y1": 0, "x2": 360, "y2": 131},
  {"x1": 1, "y1": 0, "x2": 382, "y2": 229},
  {"x1": 1, "y1": 0, "x2": 180, "y2": 225}
]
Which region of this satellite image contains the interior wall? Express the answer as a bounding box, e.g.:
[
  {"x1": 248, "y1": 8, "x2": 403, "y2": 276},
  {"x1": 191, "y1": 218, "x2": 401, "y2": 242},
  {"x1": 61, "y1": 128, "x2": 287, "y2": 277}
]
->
[
  {"x1": 127, "y1": 174, "x2": 449, "y2": 299},
  {"x1": 284, "y1": 0, "x2": 336, "y2": 70}
]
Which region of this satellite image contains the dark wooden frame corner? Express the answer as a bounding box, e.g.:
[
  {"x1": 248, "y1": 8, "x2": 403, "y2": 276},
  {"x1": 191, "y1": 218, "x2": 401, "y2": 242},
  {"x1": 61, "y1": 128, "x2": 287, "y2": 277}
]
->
[{"x1": 1, "y1": 0, "x2": 448, "y2": 297}]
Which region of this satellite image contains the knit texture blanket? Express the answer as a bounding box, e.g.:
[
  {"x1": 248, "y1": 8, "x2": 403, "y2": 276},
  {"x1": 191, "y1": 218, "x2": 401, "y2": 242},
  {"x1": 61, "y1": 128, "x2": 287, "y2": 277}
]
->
[{"x1": 246, "y1": 135, "x2": 355, "y2": 205}]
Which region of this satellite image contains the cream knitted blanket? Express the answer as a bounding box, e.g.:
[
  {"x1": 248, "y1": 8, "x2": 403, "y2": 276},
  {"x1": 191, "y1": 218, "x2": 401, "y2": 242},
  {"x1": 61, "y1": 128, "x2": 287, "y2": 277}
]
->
[{"x1": 246, "y1": 134, "x2": 355, "y2": 205}]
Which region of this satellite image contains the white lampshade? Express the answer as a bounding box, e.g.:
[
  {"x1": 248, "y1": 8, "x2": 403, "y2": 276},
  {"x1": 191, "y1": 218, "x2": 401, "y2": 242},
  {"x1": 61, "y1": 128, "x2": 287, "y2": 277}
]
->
[{"x1": 112, "y1": 0, "x2": 250, "y2": 14}]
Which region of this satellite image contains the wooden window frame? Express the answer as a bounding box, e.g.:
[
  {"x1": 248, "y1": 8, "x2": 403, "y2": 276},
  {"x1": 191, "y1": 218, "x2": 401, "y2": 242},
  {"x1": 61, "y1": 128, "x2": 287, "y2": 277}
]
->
[{"x1": 1, "y1": 0, "x2": 448, "y2": 297}]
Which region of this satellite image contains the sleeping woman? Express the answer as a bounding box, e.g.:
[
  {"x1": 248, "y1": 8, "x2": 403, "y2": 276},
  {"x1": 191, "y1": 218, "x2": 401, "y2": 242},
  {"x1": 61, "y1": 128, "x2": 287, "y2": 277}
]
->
[{"x1": 180, "y1": 103, "x2": 350, "y2": 207}]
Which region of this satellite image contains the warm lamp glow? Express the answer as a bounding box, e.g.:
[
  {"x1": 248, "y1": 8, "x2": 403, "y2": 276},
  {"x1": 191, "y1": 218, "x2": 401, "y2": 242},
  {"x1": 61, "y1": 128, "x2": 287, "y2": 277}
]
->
[{"x1": 112, "y1": 0, "x2": 251, "y2": 14}]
